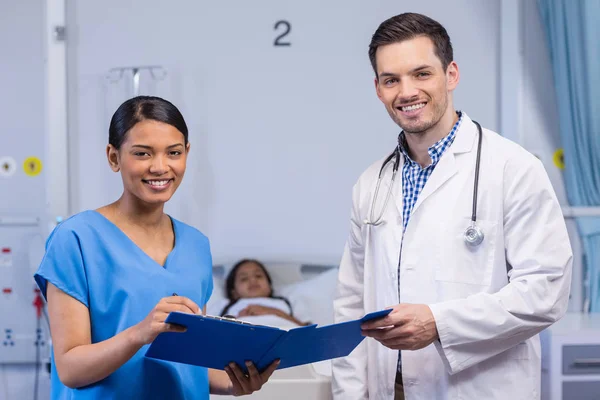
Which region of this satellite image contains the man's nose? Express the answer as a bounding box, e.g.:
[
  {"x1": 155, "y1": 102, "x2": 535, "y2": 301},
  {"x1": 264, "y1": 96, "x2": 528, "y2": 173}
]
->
[{"x1": 397, "y1": 79, "x2": 420, "y2": 102}]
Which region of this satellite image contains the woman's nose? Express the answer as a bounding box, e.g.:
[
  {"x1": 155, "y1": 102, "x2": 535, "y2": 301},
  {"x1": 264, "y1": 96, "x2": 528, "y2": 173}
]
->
[{"x1": 149, "y1": 155, "x2": 167, "y2": 174}]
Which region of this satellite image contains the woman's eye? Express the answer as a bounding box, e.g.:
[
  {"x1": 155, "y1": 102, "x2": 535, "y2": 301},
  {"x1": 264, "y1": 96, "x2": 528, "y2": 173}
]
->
[
  {"x1": 170, "y1": 151, "x2": 182, "y2": 156},
  {"x1": 134, "y1": 152, "x2": 149, "y2": 157}
]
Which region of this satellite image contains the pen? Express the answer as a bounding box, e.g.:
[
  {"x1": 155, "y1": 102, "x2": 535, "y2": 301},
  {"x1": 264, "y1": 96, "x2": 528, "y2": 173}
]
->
[{"x1": 172, "y1": 292, "x2": 200, "y2": 315}]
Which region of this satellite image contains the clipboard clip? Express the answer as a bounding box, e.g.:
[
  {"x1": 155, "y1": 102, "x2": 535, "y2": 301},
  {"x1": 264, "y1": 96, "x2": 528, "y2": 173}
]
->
[{"x1": 204, "y1": 314, "x2": 257, "y2": 326}]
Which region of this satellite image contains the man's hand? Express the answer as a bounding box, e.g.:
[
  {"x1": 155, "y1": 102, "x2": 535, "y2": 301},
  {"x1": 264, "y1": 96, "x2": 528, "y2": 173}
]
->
[{"x1": 361, "y1": 304, "x2": 439, "y2": 350}]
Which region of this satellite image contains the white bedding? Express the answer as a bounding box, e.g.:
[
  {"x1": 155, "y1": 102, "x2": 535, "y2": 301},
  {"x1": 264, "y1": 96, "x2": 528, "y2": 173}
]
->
[
  {"x1": 235, "y1": 314, "x2": 299, "y2": 330},
  {"x1": 205, "y1": 264, "x2": 339, "y2": 400},
  {"x1": 205, "y1": 264, "x2": 339, "y2": 381},
  {"x1": 206, "y1": 265, "x2": 339, "y2": 328}
]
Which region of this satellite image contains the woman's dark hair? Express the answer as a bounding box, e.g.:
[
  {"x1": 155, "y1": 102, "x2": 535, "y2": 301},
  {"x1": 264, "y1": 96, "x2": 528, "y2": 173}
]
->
[
  {"x1": 221, "y1": 259, "x2": 294, "y2": 318},
  {"x1": 368, "y1": 12, "x2": 454, "y2": 76},
  {"x1": 225, "y1": 259, "x2": 273, "y2": 301},
  {"x1": 108, "y1": 96, "x2": 189, "y2": 149}
]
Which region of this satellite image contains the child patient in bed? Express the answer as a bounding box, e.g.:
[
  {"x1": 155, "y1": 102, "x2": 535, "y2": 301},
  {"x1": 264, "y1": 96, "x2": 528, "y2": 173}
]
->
[{"x1": 220, "y1": 259, "x2": 309, "y2": 328}]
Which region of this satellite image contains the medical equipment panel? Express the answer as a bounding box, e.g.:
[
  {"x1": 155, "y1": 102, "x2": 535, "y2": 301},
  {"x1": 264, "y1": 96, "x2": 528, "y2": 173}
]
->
[
  {"x1": 0, "y1": 218, "x2": 49, "y2": 365},
  {"x1": 0, "y1": 121, "x2": 51, "y2": 368}
]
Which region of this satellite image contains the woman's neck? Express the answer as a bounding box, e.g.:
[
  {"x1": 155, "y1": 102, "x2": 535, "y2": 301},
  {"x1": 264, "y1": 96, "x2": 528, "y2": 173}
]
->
[{"x1": 109, "y1": 194, "x2": 166, "y2": 230}]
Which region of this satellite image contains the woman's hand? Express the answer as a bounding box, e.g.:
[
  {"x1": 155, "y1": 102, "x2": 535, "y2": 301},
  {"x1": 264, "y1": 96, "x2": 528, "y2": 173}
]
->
[
  {"x1": 133, "y1": 296, "x2": 200, "y2": 345},
  {"x1": 238, "y1": 305, "x2": 283, "y2": 318},
  {"x1": 225, "y1": 360, "x2": 280, "y2": 396},
  {"x1": 238, "y1": 305, "x2": 309, "y2": 326}
]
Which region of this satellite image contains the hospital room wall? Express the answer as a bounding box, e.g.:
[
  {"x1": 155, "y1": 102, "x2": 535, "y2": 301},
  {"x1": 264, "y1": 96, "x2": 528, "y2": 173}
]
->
[
  {"x1": 0, "y1": 1, "x2": 582, "y2": 399},
  {"x1": 0, "y1": 2, "x2": 579, "y2": 308},
  {"x1": 65, "y1": 0, "x2": 501, "y2": 263},
  {"x1": 1, "y1": 2, "x2": 53, "y2": 400},
  {"x1": 61, "y1": 0, "x2": 581, "y2": 307}
]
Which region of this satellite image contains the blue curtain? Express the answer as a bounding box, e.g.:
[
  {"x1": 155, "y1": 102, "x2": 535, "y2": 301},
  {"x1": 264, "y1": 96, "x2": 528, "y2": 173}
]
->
[{"x1": 537, "y1": 0, "x2": 600, "y2": 312}]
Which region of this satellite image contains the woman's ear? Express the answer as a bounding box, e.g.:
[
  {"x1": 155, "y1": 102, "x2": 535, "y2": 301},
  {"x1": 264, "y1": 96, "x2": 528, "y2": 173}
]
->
[{"x1": 106, "y1": 144, "x2": 120, "y2": 172}]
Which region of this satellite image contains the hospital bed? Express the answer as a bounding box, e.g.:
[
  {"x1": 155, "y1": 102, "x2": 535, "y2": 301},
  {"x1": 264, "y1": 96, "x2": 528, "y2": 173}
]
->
[{"x1": 206, "y1": 262, "x2": 339, "y2": 400}]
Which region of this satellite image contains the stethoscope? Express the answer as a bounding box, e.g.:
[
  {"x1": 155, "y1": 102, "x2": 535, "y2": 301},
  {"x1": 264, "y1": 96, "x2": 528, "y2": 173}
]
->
[{"x1": 364, "y1": 120, "x2": 484, "y2": 248}]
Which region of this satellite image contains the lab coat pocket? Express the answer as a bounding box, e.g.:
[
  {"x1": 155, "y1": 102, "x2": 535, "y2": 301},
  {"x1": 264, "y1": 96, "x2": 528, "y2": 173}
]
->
[
  {"x1": 507, "y1": 342, "x2": 530, "y2": 360},
  {"x1": 435, "y1": 218, "x2": 498, "y2": 286}
]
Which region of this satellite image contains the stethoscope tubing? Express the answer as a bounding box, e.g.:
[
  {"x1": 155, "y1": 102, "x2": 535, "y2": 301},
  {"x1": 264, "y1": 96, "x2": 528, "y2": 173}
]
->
[{"x1": 365, "y1": 120, "x2": 484, "y2": 246}]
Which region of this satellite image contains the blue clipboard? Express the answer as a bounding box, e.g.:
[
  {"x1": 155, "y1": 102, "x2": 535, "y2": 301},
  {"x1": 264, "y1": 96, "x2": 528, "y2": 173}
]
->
[{"x1": 145, "y1": 308, "x2": 391, "y2": 372}]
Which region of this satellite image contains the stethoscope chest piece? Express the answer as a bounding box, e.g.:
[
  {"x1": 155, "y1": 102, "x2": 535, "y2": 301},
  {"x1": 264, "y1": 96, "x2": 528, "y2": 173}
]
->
[{"x1": 464, "y1": 223, "x2": 484, "y2": 247}]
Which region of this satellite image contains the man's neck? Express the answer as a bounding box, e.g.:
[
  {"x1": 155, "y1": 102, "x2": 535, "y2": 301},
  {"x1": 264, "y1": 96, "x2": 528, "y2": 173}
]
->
[{"x1": 403, "y1": 109, "x2": 458, "y2": 168}]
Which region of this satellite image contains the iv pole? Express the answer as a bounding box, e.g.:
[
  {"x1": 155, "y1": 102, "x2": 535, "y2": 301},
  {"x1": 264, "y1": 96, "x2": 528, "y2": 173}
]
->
[{"x1": 106, "y1": 65, "x2": 167, "y2": 96}]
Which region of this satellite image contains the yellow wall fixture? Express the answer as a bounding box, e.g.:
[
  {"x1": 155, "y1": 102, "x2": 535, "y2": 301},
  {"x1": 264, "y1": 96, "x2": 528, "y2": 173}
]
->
[
  {"x1": 23, "y1": 156, "x2": 43, "y2": 177},
  {"x1": 553, "y1": 148, "x2": 565, "y2": 170}
]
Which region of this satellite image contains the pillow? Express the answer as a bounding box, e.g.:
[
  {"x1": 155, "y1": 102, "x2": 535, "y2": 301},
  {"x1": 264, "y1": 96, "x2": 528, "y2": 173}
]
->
[
  {"x1": 206, "y1": 273, "x2": 228, "y2": 316},
  {"x1": 278, "y1": 268, "x2": 339, "y2": 327},
  {"x1": 222, "y1": 261, "x2": 304, "y2": 289},
  {"x1": 206, "y1": 263, "x2": 340, "y2": 321},
  {"x1": 206, "y1": 261, "x2": 303, "y2": 315}
]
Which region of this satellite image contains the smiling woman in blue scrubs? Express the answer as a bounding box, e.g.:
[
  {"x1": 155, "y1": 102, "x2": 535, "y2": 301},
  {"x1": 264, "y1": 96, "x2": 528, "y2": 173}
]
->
[{"x1": 34, "y1": 96, "x2": 278, "y2": 399}]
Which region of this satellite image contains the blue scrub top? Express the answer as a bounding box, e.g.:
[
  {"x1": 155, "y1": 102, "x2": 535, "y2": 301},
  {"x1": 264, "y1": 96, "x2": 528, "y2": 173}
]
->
[{"x1": 34, "y1": 210, "x2": 213, "y2": 400}]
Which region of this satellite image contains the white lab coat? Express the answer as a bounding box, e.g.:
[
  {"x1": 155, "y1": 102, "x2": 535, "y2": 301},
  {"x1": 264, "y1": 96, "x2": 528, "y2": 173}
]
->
[{"x1": 332, "y1": 113, "x2": 573, "y2": 400}]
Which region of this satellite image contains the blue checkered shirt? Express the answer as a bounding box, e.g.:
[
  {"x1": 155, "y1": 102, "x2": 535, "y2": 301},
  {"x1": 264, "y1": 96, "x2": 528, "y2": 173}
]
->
[
  {"x1": 399, "y1": 113, "x2": 462, "y2": 233},
  {"x1": 396, "y1": 112, "x2": 463, "y2": 372}
]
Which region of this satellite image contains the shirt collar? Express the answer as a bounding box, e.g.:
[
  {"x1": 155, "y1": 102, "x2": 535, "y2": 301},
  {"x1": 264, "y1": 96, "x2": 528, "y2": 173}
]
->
[{"x1": 397, "y1": 111, "x2": 463, "y2": 166}]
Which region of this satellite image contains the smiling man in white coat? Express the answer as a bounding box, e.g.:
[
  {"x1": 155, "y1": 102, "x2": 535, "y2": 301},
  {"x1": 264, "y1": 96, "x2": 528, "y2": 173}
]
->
[{"x1": 332, "y1": 12, "x2": 573, "y2": 400}]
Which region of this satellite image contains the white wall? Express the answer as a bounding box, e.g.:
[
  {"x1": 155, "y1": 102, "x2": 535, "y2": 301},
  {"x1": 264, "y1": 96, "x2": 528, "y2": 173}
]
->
[
  {"x1": 66, "y1": 0, "x2": 582, "y2": 308},
  {"x1": 0, "y1": 0, "x2": 47, "y2": 215},
  {"x1": 66, "y1": 0, "x2": 500, "y2": 265}
]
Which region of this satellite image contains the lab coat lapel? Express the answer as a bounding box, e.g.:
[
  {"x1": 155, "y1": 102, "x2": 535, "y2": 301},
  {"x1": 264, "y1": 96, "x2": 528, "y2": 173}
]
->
[
  {"x1": 392, "y1": 152, "x2": 405, "y2": 219},
  {"x1": 409, "y1": 116, "x2": 476, "y2": 217},
  {"x1": 410, "y1": 153, "x2": 457, "y2": 216},
  {"x1": 370, "y1": 168, "x2": 403, "y2": 287}
]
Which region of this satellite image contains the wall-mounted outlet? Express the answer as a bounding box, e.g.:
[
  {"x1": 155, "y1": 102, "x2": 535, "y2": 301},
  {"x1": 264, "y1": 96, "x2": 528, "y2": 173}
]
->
[
  {"x1": 34, "y1": 327, "x2": 46, "y2": 347},
  {"x1": 3, "y1": 328, "x2": 14, "y2": 347}
]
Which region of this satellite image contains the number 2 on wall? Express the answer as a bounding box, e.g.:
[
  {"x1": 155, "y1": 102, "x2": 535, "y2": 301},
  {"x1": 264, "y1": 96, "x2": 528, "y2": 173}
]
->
[{"x1": 274, "y1": 20, "x2": 291, "y2": 46}]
